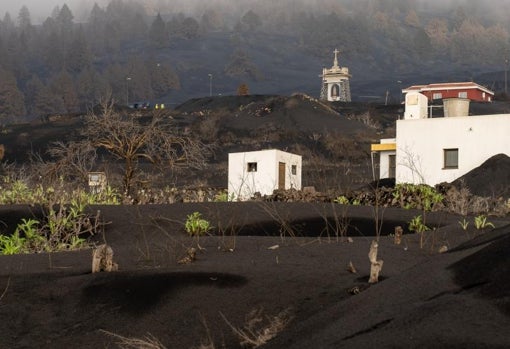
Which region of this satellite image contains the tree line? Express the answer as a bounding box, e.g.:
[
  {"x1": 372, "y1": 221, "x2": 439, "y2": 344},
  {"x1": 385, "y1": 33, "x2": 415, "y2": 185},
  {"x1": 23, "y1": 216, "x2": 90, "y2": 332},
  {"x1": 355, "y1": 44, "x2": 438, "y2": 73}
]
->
[{"x1": 1, "y1": 0, "x2": 509, "y2": 121}]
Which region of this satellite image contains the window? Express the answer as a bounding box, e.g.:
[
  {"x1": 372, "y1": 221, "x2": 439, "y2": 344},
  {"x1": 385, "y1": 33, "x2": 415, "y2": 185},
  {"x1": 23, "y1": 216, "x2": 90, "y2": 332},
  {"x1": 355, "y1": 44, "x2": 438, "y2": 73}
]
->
[
  {"x1": 443, "y1": 149, "x2": 459, "y2": 169},
  {"x1": 458, "y1": 91, "x2": 467, "y2": 98},
  {"x1": 291, "y1": 165, "x2": 297, "y2": 175},
  {"x1": 247, "y1": 162, "x2": 257, "y2": 172},
  {"x1": 247, "y1": 162, "x2": 258, "y2": 172},
  {"x1": 432, "y1": 93, "x2": 442, "y2": 99},
  {"x1": 388, "y1": 155, "x2": 396, "y2": 178}
]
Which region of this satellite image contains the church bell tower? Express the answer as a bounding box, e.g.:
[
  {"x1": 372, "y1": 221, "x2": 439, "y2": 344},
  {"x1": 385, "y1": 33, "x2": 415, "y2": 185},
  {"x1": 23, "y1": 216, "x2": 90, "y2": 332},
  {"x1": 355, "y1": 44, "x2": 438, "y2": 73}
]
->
[{"x1": 320, "y1": 49, "x2": 352, "y2": 102}]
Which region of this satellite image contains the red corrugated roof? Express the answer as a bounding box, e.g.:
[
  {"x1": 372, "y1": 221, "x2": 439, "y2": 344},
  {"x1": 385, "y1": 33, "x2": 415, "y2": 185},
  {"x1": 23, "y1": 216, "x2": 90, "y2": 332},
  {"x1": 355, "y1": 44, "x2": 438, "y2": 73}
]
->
[{"x1": 403, "y1": 82, "x2": 494, "y2": 95}]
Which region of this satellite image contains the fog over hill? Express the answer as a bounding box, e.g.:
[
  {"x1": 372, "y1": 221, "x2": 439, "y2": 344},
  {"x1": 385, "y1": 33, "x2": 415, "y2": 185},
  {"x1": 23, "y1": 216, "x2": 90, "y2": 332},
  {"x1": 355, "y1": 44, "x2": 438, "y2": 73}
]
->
[{"x1": 1, "y1": 0, "x2": 510, "y2": 121}]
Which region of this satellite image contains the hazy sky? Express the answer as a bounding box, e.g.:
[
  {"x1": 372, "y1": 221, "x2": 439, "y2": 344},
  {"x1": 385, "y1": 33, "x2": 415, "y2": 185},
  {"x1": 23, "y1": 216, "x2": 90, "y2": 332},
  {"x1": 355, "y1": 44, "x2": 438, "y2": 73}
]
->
[{"x1": 0, "y1": 0, "x2": 108, "y2": 23}]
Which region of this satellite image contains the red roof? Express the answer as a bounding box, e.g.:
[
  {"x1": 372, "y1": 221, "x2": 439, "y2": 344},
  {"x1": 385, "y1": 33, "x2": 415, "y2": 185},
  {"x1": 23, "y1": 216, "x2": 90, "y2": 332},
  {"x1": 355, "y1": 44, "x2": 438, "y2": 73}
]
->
[{"x1": 403, "y1": 82, "x2": 494, "y2": 95}]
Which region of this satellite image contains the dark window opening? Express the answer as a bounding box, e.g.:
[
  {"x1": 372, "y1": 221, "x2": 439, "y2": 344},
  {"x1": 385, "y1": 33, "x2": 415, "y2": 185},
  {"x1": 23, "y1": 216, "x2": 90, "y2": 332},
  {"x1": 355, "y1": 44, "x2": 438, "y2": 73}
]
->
[
  {"x1": 444, "y1": 149, "x2": 459, "y2": 169},
  {"x1": 291, "y1": 165, "x2": 297, "y2": 175},
  {"x1": 388, "y1": 154, "x2": 396, "y2": 178},
  {"x1": 247, "y1": 162, "x2": 257, "y2": 172}
]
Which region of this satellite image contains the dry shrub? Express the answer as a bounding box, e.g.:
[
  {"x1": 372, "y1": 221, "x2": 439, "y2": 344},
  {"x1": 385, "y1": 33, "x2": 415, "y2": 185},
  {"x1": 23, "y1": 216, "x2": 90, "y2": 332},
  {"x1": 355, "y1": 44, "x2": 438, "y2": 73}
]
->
[
  {"x1": 443, "y1": 183, "x2": 492, "y2": 215},
  {"x1": 194, "y1": 314, "x2": 218, "y2": 349},
  {"x1": 443, "y1": 183, "x2": 471, "y2": 215},
  {"x1": 321, "y1": 131, "x2": 364, "y2": 161},
  {"x1": 470, "y1": 196, "x2": 490, "y2": 214},
  {"x1": 101, "y1": 330, "x2": 166, "y2": 349},
  {"x1": 348, "y1": 111, "x2": 381, "y2": 130},
  {"x1": 194, "y1": 114, "x2": 221, "y2": 143},
  {"x1": 221, "y1": 308, "x2": 293, "y2": 348}
]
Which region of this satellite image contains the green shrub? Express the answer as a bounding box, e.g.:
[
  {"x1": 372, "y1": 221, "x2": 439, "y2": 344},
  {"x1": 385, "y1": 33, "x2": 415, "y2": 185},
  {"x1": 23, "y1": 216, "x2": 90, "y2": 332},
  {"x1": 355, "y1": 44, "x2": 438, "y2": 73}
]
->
[
  {"x1": 393, "y1": 184, "x2": 443, "y2": 211},
  {"x1": 409, "y1": 215, "x2": 430, "y2": 233},
  {"x1": 214, "y1": 190, "x2": 230, "y2": 202},
  {"x1": 185, "y1": 212, "x2": 211, "y2": 236},
  {"x1": 0, "y1": 231, "x2": 26, "y2": 255},
  {"x1": 334, "y1": 196, "x2": 349, "y2": 205},
  {"x1": 0, "y1": 178, "x2": 120, "y2": 206},
  {"x1": 0, "y1": 201, "x2": 101, "y2": 255},
  {"x1": 184, "y1": 212, "x2": 212, "y2": 250}
]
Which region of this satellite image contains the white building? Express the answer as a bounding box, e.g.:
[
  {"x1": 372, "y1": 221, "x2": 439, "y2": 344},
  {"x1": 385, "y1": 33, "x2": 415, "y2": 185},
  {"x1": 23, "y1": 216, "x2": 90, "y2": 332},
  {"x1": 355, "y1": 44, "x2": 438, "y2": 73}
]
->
[
  {"x1": 372, "y1": 90, "x2": 510, "y2": 186},
  {"x1": 320, "y1": 49, "x2": 352, "y2": 102},
  {"x1": 228, "y1": 149, "x2": 302, "y2": 201}
]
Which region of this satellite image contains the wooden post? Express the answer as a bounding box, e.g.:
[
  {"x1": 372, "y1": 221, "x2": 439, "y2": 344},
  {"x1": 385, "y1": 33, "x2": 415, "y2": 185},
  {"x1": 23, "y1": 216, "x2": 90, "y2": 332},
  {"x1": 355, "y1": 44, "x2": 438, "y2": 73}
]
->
[
  {"x1": 394, "y1": 226, "x2": 403, "y2": 245},
  {"x1": 368, "y1": 240, "x2": 384, "y2": 283}
]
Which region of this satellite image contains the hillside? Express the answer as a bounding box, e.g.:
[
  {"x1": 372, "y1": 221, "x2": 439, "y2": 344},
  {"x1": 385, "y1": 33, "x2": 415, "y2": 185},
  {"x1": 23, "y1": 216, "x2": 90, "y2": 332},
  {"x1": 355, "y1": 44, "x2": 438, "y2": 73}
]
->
[
  {"x1": 3, "y1": 94, "x2": 510, "y2": 194},
  {"x1": 2, "y1": 0, "x2": 510, "y2": 122},
  {"x1": 0, "y1": 95, "x2": 401, "y2": 191}
]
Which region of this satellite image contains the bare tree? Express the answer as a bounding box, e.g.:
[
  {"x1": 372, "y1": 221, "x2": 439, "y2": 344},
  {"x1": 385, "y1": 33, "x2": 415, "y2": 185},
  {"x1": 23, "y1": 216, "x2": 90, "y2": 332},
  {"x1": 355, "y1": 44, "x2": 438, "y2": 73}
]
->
[
  {"x1": 83, "y1": 99, "x2": 211, "y2": 194},
  {"x1": 46, "y1": 140, "x2": 97, "y2": 184}
]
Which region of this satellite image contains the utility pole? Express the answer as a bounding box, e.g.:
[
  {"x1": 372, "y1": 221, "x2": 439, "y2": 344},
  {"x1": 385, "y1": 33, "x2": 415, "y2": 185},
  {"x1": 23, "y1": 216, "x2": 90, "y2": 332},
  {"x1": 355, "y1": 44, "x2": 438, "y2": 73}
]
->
[
  {"x1": 126, "y1": 77, "x2": 132, "y2": 106},
  {"x1": 505, "y1": 58, "x2": 508, "y2": 95},
  {"x1": 208, "y1": 74, "x2": 213, "y2": 97}
]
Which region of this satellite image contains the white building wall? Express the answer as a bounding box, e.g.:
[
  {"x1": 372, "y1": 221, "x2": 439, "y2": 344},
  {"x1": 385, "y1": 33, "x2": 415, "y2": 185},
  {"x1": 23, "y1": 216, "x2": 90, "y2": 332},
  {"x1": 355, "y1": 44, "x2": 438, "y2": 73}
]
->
[
  {"x1": 379, "y1": 151, "x2": 394, "y2": 178},
  {"x1": 403, "y1": 92, "x2": 428, "y2": 120},
  {"x1": 275, "y1": 150, "x2": 302, "y2": 190},
  {"x1": 396, "y1": 114, "x2": 510, "y2": 185},
  {"x1": 377, "y1": 138, "x2": 396, "y2": 179},
  {"x1": 228, "y1": 149, "x2": 302, "y2": 201}
]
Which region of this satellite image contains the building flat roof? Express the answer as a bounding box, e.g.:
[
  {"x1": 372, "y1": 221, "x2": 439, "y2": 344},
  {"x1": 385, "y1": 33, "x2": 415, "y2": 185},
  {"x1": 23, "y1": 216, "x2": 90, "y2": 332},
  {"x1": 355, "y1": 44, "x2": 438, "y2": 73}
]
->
[{"x1": 403, "y1": 82, "x2": 494, "y2": 95}]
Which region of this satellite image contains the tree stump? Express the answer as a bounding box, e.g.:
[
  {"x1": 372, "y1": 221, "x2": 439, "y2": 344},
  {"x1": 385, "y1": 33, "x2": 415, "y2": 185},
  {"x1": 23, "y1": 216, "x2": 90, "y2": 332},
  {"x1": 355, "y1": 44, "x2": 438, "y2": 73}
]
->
[
  {"x1": 368, "y1": 240, "x2": 383, "y2": 283},
  {"x1": 92, "y1": 244, "x2": 118, "y2": 273}
]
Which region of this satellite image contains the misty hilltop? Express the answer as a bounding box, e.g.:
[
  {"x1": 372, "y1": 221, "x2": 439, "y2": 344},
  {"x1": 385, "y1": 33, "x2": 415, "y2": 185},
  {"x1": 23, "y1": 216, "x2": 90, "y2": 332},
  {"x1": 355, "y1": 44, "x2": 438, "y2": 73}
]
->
[{"x1": 1, "y1": 0, "x2": 510, "y2": 121}]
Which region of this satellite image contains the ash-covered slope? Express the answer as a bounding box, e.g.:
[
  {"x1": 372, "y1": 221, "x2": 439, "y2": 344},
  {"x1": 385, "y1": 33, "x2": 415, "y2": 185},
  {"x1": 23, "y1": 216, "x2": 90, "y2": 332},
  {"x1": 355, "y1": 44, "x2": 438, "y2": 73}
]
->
[
  {"x1": 264, "y1": 224, "x2": 510, "y2": 349},
  {"x1": 453, "y1": 153, "x2": 510, "y2": 198}
]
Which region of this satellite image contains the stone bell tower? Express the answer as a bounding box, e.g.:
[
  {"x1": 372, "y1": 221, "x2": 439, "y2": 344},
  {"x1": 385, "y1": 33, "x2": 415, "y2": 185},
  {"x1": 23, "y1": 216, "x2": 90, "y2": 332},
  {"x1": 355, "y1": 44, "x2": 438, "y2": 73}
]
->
[{"x1": 320, "y1": 49, "x2": 352, "y2": 102}]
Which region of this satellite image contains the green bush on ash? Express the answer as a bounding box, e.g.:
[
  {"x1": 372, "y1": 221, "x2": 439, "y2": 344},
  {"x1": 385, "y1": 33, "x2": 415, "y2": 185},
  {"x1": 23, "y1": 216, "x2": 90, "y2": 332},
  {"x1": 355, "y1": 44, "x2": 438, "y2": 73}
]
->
[
  {"x1": 185, "y1": 212, "x2": 212, "y2": 250},
  {"x1": 392, "y1": 184, "x2": 443, "y2": 211},
  {"x1": 0, "y1": 200, "x2": 100, "y2": 255}
]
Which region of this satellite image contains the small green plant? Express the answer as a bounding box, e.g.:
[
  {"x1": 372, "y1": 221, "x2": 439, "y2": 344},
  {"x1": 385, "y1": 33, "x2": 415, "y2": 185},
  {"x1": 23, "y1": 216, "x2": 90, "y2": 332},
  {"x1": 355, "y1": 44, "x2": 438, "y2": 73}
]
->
[
  {"x1": 185, "y1": 212, "x2": 211, "y2": 249},
  {"x1": 408, "y1": 214, "x2": 430, "y2": 249},
  {"x1": 214, "y1": 190, "x2": 231, "y2": 202},
  {"x1": 474, "y1": 215, "x2": 495, "y2": 230},
  {"x1": 409, "y1": 215, "x2": 430, "y2": 233},
  {"x1": 0, "y1": 232, "x2": 26, "y2": 255},
  {"x1": 0, "y1": 218, "x2": 45, "y2": 255},
  {"x1": 458, "y1": 218, "x2": 470, "y2": 231},
  {"x1": 334, "y1": 195, "x2": 350, "y2": 205},
  {"x1": 15, "y1": 218, "x2": 46, "y2": 252},
  {"x1": 334, "y1": 195, "x2": 361, "y2": 206}
]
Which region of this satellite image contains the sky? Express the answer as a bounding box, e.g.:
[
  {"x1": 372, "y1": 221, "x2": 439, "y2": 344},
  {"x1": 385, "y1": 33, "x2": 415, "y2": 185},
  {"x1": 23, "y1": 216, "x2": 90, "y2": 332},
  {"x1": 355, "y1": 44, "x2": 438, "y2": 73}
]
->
[{"x1": 0, "y1": 0, "x2": 108, "y2": 23}]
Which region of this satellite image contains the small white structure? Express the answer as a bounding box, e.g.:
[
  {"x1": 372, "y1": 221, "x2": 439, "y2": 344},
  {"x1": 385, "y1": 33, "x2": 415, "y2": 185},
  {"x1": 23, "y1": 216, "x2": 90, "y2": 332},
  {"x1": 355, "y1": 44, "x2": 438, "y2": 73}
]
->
[
  {"x1": 372, "y1": 88, "x2": 510, "y2": 186},
  {"x1": 228, "y1": 149, "x2": 302, "y2": 201},
  {"x1": 88, "y1": 172, "x2": 107, "y2": 194},
  {"x1": 320, "y1": 49, "x2": 352, "y2": 102},
  {"x1": 403, "y1": 91, "x2": 428, "y2": 120}
]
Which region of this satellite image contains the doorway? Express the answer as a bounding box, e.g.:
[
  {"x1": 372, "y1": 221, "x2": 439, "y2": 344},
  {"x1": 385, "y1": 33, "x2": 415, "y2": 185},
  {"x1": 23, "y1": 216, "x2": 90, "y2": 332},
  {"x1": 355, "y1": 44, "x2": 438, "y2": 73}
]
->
[{"x1": 278, "y1": 162, "x2": 286, "y2": 189}]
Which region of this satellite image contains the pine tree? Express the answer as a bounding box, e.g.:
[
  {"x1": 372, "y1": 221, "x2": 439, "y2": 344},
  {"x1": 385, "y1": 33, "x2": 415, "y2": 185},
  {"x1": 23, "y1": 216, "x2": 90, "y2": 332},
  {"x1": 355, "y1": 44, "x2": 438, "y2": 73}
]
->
[
  {"x1": 149, "y1": 13, "x2": 167, "y2": 47},
  {"x1": 0, "y1": 68, "x2": 26, "y2": 121}
]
